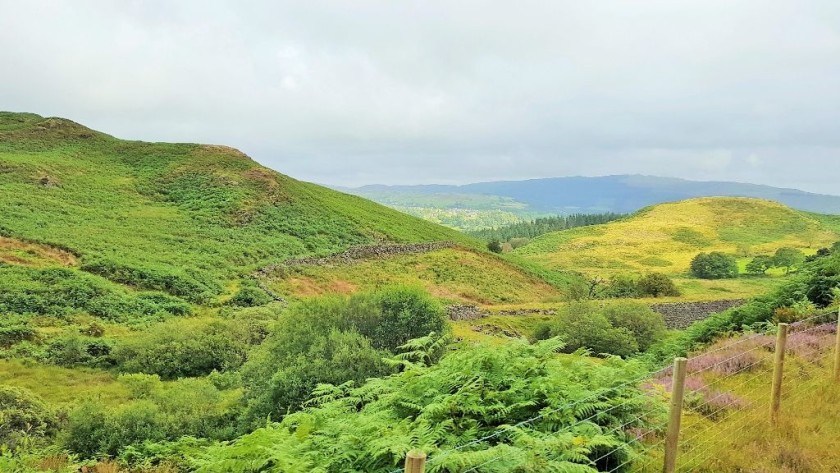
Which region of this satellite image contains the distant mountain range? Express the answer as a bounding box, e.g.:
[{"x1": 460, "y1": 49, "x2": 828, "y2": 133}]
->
[{"x1": 341, "y1": 175, "x2": 840, "y2": 217}]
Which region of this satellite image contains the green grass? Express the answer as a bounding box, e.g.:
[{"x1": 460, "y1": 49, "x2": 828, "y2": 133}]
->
[{"x1": 265, "y1": 247, "x2": 565, "y2": 305}]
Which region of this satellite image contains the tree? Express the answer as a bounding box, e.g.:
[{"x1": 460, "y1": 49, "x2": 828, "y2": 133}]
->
[
  {"x1": 636, "y1": 273, "x2": 680, "y2": 297},
  {"x1": 690, "y1": 252, "x2": 738, "y2": 279},
  {"x1": 487, "y1": 239, "x2": 503, "y2": 253},
  {"x1": 745, "y1": 255, "x2": 773, "y2": 275},
  {"x1": 772, "y1": 247, "x2": 805, "y2": 274}
]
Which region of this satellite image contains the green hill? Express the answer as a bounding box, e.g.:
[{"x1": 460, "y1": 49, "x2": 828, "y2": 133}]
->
[
  {"x1": 512, "y1": 197, "x2": 840, "y2": 299},
  {"x1": 0, "y1": 112, "x2": 476, "y2": 312}
]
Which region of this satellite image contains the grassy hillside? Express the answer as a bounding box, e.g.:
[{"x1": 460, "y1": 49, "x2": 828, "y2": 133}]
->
[
  {"x1": 0, "y1": 112, "x2": 476, "y2": 310},
  {"x1": 512, "y1": 197, "x2": 840, "y2": 299},
  {"x1": 263, "y1": 246, "x2": 564, "y2": 305}
]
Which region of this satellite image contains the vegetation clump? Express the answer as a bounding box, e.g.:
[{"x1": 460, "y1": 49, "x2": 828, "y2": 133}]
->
[
  {"x1": 690, "y1": 252, "x2": 739, "y2": 279},
  {"x1": 194, "y1": 338, "x2": 663, "y2": 473},
  {"x1": 241, "y1": 286, "x2": 448, "y2": 424},
  {"x1": 0, "y1": 386, "x2": 58, "y2": 450},
  {"x1": 535, "y1": 302, "x2": 666, "y2": 357}
]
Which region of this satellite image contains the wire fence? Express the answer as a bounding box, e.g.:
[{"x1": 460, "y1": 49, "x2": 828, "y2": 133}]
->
[{"x1": 393, "y1": 310, "x2": 840, "y2": 473}]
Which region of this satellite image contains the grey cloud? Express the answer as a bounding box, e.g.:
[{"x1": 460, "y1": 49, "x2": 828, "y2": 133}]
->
[{"x1": 1, "y1": 0, "x2": 839, "y2": 193}]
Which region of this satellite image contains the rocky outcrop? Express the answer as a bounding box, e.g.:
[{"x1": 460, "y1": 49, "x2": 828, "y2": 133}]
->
[
  {"x1": 447, "y1": 304, "x2": 488, "y2": 321},
  {"x1": 496, "y1": 308, "x2": 557, "y2": 317},
  {"x1": 651, "y1": 299, "x2": 745, "y2": 329}
]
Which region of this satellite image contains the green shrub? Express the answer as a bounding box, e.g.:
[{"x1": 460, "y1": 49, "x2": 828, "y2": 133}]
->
[
  {"x1": 0, "y1": 386, "x2": 57, "y2": 449},
  {"x1": 549, "y1": 303, "x2": 638, "y2": 357},
  {"x1": 604, "y1": 274, "x2": 640, "y2": 298},
  {"x1": 487, "y1": 239, "x2": 503, "y2": 253},
  {"x1": 44, "y1": 335, "x2": 114, "y2": 367},
  {"x1": 636, "y1": 273, "x2": 680, "y2": 297},
  {"x1": 690, "y1": 252, "x2": 738, "y2": 279},
  {"x1": 0, "y1": 266, "x2": 191, "y2": 320},
  {"x1": 772, "y1": 247, "x2": 806, "y2": 274},
  {"x1": 244, "y1": 329, "x2": 389, "y2": 423},
  {"x1": 81, "y1": 259, "x2": 220, "y2": 304},
  {"x1": 113, "y1": 320, "x2": 248, "y2": 379},
  {"x1": 345, "y1": 286, "x2": 447, "y2": 352},
  {"x1": 227, "y1": 284, "x2": 272, "y2": 307},
  {"x1": 548, "y1": 302, "x2": 666, "y2": 357},
  {"x1": 0, "y1": 315, "x2": 35, "y2": 347},
  {"x1": 602, "y1": 302, "x2": 666, "y2": 351},
  {"x1": 240, "y1": 286, "x2": 447, "y2": 424}
]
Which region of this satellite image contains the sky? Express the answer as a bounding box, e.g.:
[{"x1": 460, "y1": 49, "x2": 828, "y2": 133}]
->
[{"x1": 2, "y1": 1, "x2": 840, "y2": 194}]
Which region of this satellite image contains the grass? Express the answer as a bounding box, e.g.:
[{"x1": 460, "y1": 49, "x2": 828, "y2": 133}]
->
[
  {"x1": 512, "y1": 197, "x2": 838, "y2": 300},
  {"x1": 637, "y1": 331, "x2": 840, "y2": 472},
  {"x1": 264, "y1": 247, "x2": 565, "y2": 305},
  {"x1": 0, "y1": 359, "x2": 130, "y2": 407}
]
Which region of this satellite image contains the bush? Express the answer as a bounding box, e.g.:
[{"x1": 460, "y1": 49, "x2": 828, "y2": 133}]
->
[
  {"x1": 604, "y1": 274, "x2": 640, "y2": 298},
  {"x1": 345, "y1": 286, "x2": 447, "y2": 352},
  {"x1": 0, "y1": 386, "x2": 57, "y2": 449},
  {"x1": 81, "y1": 259, "x2": 220, "y2": 304},
  {"x1": 690, "y1": 252, "x2": 738, "y2": 279},
  {"x1": 44, "y1": 334, "x2": 114, "y2": 367},
  {"x1": 548, "y1": 302, "x2": 666, "y2": 357},
  {"x1": 0, "y1": 315, "x2": 35, "y2": 347},
  {"x1": 636, "y1": 273, "x2": 680, "y2": 298},
  {"x1": 602, "y1": 302, "x2": 667, "y2": 351},
  {"x1": 228, "y1": 283, "x2": 273, "y2": 307},
  {"x1": 487, "y1": 239, "x2": 503, "y2": 253},
  {"x1": 113, "y1": 319, "x2": 248, "y2": 379},
  {"x1": 241, "y1": 286, "x2": 447, "y2": 424}
]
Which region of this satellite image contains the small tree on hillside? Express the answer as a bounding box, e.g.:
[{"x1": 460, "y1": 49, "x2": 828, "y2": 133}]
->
[
  {"x1": 745, "y1": 255, "x2": 773, "y2": 275},
  {"x1": 487, "y1": 239, "x2": 503, "y2": 254},
  {"x1": 636, "y1": 273, "x2": 680, "y2": 297},
  {"x1": 772, "y1": 247, "x2": 805, "y2": 274},
  {"x1": 690, "y1": 252, "x2": 738, "y2": 279}
]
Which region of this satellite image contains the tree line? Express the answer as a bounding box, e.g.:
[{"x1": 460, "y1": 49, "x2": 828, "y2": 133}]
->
[{"x1": 469, "y1": 212, "x2": 626, "y2": 243}]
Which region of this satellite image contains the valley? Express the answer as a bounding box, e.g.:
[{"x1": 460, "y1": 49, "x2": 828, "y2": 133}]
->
[{"x1": 1, "y1": 113, "x2": 839, "y2": 473}]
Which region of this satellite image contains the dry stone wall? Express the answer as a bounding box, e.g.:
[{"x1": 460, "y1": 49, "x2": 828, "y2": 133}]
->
[
  {"x1": 259, "y1": 241, "x2": 457, "y2": 275},
  {"x1": 651, "y1": 299, "x2": 745, "y2": 329}
]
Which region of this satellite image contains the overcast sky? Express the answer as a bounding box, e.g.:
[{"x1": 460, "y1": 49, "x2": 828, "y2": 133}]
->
[{"x1": 2, "y1": 1, "x2": 840, "y2": 193}]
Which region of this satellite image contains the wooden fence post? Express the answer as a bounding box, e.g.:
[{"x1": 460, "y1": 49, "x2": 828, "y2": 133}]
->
[
  {"x1": 663, "y1": 357, "x2": 687, "y2": 473},
  {"x1": 834, "y1": 307, "x2": 840, "y2": 383},
  {"x1": 770, "y1": 323, "x2": 789, "y2": 424},
  {"x1": 404, "y1": 450, "x2": 426, "y2": 473}
]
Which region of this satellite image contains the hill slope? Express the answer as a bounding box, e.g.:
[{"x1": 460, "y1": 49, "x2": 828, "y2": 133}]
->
[
  {"x1": 511, "y1": 197, "x2": 840, "y2": 299},
  {"x1": 342, "y1": 176, "x2": 840, "y2": 230},
  {"x1": 0, "y1": 112, "x2": 478, "y2": 308}
]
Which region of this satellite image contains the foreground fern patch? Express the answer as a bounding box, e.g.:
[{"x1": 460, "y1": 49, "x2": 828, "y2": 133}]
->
[{"x1": 191, "y1": 339, "x2": 666, "y2": 473}]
